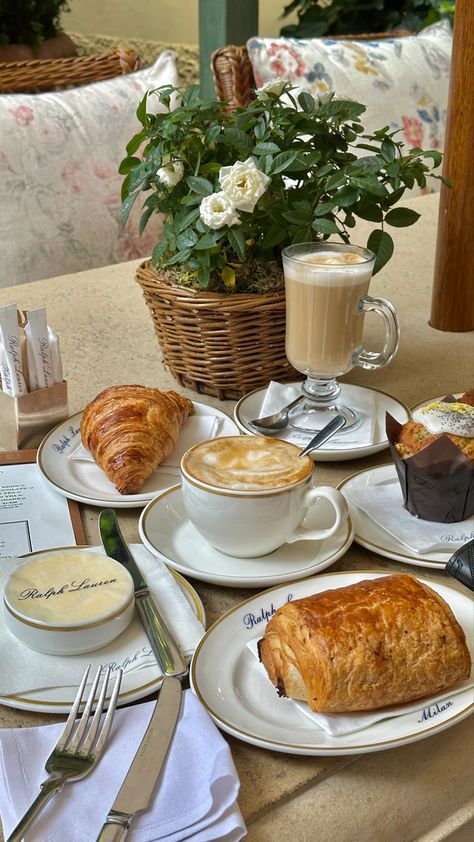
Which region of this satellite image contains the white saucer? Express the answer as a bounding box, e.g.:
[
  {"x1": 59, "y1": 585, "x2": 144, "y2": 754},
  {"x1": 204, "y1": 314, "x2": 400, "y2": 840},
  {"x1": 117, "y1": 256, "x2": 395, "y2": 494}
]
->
[
  {"x1": 338, "y1": 464, "x2": 467, "y2": 568},
  {"x1": 234, "y1": 383, "x2": 409, "y2": 461},
  {"x1": 37, "y1": 402, "x2": 239, "y2": 508},
  {"x1": 190, "y1": 571, "x2": 474, "y2": 755},
  {"x1": 0, "y1": 546, "x2": 204, "y2": 714},
  {"x1": 139, "y1": 485, "x2": 354, "y2": 588}
]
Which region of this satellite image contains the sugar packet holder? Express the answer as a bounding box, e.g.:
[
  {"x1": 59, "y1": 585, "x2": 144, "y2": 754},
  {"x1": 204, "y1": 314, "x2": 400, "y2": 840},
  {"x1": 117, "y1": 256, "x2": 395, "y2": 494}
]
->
[{"x1": 0, "y1": 306, "x2": 68, "y2": 450}]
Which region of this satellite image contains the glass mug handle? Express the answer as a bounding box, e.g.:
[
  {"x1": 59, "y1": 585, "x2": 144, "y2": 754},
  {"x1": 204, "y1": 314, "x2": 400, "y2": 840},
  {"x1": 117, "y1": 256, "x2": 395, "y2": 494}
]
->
[{"x1": 354, "y1": 293, "x2": 400, "y2": 370}]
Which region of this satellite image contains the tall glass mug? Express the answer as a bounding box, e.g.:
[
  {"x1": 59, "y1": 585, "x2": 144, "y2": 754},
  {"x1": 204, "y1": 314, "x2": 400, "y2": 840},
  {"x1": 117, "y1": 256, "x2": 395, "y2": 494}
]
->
[{"x1": 282, "y1": 242, "x2": 400, "y2": 431}]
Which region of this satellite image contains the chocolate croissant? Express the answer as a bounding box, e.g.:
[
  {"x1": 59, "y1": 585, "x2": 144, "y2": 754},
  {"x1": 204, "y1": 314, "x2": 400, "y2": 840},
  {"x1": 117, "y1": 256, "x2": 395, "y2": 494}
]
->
[
  {"x1": 80, "y1": 384, "x2": 194, "y2": 494},
  {"x1": 258, "y1": 574, "x2": 471, "y2": 713}
]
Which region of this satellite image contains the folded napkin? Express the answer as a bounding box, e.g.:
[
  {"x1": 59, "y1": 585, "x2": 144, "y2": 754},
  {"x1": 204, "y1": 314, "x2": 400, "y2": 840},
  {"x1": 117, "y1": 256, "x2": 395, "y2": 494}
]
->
[
  {"x1": 0, "y1": 690, "x2": 246, "y2": 842},
  {"x1": 247, "y1": 639, "x2": 473, "y2": 736},
  {"x1": 70, "y1": 416, "x2": 220, "y2": 475},
  {"x1": 257, "y1": 381, "x2": 375, "y2": 448},
  {"x1": 0, "y1": 545, "x2": 205, "y2": 697},
  {"x1": 344, "y1": 477, "x2": 474, "y2": 554}
]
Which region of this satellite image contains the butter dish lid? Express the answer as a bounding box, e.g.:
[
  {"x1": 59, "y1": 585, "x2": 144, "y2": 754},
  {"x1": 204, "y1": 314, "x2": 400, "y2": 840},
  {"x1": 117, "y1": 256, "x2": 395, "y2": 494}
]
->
[{"x1": 4, "y1": 550, "x2": 134, "y2": 630}]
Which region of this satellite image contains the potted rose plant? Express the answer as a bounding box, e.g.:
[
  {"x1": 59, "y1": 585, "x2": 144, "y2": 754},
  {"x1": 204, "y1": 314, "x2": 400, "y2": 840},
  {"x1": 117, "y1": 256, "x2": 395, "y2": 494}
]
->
[{"x1": 121, "y1": 81, "x2": 443, "y2": 399}]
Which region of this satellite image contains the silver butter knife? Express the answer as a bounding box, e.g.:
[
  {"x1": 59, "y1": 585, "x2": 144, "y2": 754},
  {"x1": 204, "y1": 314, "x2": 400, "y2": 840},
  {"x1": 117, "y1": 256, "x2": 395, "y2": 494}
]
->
[
  {"x1": 96, "y1": 676, "x2": 182, "y2": 841},
  {"x1": 99, "y1": 509, "x2": 187, "y2": 678}
]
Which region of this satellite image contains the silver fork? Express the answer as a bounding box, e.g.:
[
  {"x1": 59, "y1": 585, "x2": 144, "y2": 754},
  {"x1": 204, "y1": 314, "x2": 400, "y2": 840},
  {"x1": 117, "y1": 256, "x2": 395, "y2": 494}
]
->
[{"x1": 7, "y1": 664, "x2": 123, "y2": 842}]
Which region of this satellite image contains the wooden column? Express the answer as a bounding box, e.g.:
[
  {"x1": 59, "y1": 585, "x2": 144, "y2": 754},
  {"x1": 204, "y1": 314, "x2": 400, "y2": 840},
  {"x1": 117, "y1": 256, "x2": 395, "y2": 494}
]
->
[
  {"x1": 431, "y1": 0, "x2": 474, "y2": 331},
  {"x1": 199, "y1": 0, "x2": 258, "y2": 98}
]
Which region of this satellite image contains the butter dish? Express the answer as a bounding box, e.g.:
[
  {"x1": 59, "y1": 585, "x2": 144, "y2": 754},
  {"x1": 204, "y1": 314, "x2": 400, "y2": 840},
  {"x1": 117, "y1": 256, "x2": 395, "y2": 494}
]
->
[{"x1": 3, "y1": 549, "x2": 135, "y2": 655}]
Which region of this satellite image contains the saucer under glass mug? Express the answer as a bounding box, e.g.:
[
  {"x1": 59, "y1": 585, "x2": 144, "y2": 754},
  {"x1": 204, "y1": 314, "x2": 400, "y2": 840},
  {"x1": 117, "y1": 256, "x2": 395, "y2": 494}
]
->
[{"x1": 282, "y1": 242, "x2": 400, "y2": 433}]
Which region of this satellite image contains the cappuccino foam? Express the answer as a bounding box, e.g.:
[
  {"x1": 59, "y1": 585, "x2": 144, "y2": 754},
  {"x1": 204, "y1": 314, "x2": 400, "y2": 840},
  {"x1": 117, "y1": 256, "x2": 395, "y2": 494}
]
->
[{"x1": 182, "y1": 436, "x2": 313, "y2": 491}]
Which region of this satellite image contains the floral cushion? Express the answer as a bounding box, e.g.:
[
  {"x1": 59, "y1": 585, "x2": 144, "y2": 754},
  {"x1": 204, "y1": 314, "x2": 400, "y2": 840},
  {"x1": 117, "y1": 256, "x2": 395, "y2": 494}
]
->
[
  {"x1": 247, "y1": 22, "x2": 452, "y2": 194},
  {"x1": 0, "y1": 51, "x2": 178, "y2": 288}
]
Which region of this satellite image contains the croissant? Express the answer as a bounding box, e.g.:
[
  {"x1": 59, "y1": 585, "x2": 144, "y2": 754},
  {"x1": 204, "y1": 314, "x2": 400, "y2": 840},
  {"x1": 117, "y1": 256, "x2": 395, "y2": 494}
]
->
[
  {"x1": 80, "y1": 385, "x2": 194, "y2": 494},
  {"x1": 258, "y1": 574, "x2": 471, "y2": 713}
]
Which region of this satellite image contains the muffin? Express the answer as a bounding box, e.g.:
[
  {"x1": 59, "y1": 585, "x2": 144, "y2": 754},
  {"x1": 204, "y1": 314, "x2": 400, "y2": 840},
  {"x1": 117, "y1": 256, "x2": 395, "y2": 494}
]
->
[{"x1": 386, "y1": 390, "x2": 474, "y2": 523}]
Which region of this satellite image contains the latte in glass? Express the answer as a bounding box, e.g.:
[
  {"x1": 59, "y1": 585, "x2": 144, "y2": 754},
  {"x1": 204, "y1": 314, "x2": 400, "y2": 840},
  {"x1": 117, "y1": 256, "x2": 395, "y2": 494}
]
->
[{"x1": 284, "y1": 250, "x2": 373, "y2": 377}]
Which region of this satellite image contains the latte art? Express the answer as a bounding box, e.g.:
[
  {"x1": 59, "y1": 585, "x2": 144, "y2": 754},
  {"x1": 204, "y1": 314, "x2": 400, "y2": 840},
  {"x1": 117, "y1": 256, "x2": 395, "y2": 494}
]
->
[{"x1": 182, "y1": 436, "x2": 313, "y2": 491}]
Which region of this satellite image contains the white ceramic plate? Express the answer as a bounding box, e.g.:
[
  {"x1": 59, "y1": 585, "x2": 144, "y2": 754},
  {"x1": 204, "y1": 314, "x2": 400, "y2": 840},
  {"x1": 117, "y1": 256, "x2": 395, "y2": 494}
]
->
[
  {"x1": 36, "y1": 402, "x2": 239, "y2": 508},
  {"x1": 0, "y1": 550, "x2": 205, "y2": 714},
  {"x1": 234, "y1": 383, "x2": 409, "y2": 461},
  {"x1": 338, "y1": 464, "x2": 462, "y2": 568},
  {"x1": 139, "y1": 485, "x2": 354, "y2": 588},
  {"x1": 190, "y1": 571, "x2": 474, "y2": 755}
]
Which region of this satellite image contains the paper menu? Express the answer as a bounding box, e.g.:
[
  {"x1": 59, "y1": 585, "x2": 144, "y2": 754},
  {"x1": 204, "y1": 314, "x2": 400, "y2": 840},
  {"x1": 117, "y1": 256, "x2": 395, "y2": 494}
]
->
[{"x1": 0, "y1": 456, "x2": 82, "y2": 557}]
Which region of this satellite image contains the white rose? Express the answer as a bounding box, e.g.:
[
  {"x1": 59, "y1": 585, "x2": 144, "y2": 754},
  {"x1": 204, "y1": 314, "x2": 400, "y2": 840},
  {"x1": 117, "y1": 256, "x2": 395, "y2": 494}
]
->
[
  {"x1": 219, "y1": 157, "x2": 270, "y2": 213},
  {"x1": 256, "y1": 78, "x2": 288, "y2": 99},
  {"x1": 156, "y1": 159, "x2": 184, "y2": 188},
  {"x1": 199, "y1": 192, "x2": 241, "y2": 230}
]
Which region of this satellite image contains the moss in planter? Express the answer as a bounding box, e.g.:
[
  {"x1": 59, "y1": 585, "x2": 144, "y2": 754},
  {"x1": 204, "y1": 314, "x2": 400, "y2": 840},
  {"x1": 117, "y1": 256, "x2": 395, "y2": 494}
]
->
[{"x1": 155, "y1": 259, "x2": 285, "y2": 296}]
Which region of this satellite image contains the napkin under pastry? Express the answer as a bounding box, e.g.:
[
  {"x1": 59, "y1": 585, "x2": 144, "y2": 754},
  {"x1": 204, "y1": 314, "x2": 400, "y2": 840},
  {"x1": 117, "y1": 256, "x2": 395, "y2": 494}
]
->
[
  {"x1": 344, "y1": 477, "x2": 474, "y2": 554},
  {"x1": 247, "y1": 639, "x2": 473, "y2": 736},
  {"x1": 257, "y1": 381, "x2": 375, "y2": 448},
  {"x1": 70, "y1": 415, "x2": 220, "y2": 475},
  {"x1": 0, "y1": 690, "x2": 246, "y2": 842},
  {"x1": 0, "y1": 544, "x2": 205, "y2": 697}
]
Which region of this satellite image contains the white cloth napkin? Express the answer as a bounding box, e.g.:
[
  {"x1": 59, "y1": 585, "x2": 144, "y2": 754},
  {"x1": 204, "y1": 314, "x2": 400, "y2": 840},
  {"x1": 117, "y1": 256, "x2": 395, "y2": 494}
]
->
[
  {"x1": 70, "y1": 416, "x2": 220, "y2": 475},
  {"x1": 0, "y1": 545, "x2": 205, "y2": 697},
  {"x1": 344, "y1": 477, "x2": 474, "y2": 553},
  {"x1": 257, "y1": 381, "x2": 375, "y2": 448},
  {"x1": 0, "y1": 690, "x2": 246, "y2": 842},
  {"x1": 247, "y1": 639, "x2": 473, "y2": 736}
]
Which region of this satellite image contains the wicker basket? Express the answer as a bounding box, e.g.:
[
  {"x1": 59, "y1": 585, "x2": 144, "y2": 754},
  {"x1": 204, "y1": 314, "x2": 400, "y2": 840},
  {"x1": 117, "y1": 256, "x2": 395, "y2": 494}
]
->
[
  {"x1": 136, "y1": 261, "x2": 300, "y2": 400},
  {"x1": 0, "y1": 48, "x2": 140, "y2": 93}
]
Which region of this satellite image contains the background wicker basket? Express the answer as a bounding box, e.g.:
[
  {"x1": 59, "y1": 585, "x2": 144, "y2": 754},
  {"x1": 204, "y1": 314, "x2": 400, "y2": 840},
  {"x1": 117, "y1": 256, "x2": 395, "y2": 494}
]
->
[{"x1": 136, "y1": 260, "x2": 300, "y2": 400}]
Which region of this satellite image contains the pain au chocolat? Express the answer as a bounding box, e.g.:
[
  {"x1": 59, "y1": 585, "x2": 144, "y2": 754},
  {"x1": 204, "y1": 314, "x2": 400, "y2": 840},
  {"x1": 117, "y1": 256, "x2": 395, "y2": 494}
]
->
[
  {"x1": 80, "y1": 385, "x2": 193, "y2": 494},
  {"x1": 258, "y1": 574, "x2": 471, "y2": 713}
]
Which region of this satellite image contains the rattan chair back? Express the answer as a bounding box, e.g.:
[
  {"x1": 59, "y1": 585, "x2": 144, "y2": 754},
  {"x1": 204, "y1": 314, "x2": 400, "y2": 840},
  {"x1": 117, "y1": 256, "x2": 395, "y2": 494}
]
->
[{"x1": 0, "y1": 48, "x2": 140, "y2": 94}]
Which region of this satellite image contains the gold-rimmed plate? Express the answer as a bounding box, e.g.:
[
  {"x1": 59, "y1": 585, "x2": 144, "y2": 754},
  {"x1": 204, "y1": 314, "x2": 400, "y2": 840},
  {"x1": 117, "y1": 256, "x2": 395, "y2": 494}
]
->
[
  {"x1": 0, "y1": 545, "x2": 205, "y2": 714},
  {"x1": 190, "y1": 571, "x2": 474, "y2": 755},
  {"x1": 36, "y1": 403, "x2": 239, "y2": 508},
  {"x1": 338, "y1": 464, "x2": 474, "y2": 568},
  {"x1": 234, "y1": 383, "x2": 409, "y2": 461}
]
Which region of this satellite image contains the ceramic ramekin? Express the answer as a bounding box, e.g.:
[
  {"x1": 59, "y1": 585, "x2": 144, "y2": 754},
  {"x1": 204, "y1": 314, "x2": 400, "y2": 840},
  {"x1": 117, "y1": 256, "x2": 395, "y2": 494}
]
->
[{"x1": 3, "y1": 549, "x2": 135, "y2": 656}]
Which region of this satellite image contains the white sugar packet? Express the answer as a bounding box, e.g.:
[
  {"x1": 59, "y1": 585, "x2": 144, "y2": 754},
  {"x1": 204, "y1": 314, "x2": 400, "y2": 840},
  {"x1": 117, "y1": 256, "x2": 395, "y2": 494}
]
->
[
  {"x1": 0, "y1": 304, "x2": 27, "y2": 396},
  {"x1": 257, "y1": 381, "x2": 375, "y2": 448},
  {"x1": 71, "y1": 415, "x2": 220, "y2": 475},
  {"x1": 345, "y1": 476, "x2": 474, "y2": 553},
  {"x1": 0, "y1": 544, "x2": 205, "y2": 697},
  {"x1": 247, "y1": 639, "x2": 473, "y2": 736},
  {"x1": 24, "y1": 307, "x2": 63, "y2": 390}
]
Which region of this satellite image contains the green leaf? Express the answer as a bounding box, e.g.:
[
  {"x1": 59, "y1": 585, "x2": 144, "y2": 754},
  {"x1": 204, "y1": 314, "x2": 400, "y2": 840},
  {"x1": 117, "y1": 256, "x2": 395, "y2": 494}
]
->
[
  {"x1": 195, "y1": 233, "x2": 217, "y2": 250},
  {"x1": 336, "y1": 185, "x2": 359, "y2": 207},
  {"x1": 152, "y1": 240, "x2": 167, "y2": 264},
  {"x1": 136, "y1": 93, "x2": 149, "y2": 128},
  {"x1": 121, "y1": 191, "x2": 139, "y2": 226},
  {"x1": 312, "y1": 217, "x2": 339, "y2": 235},
  {"x1": 254, "y1": 142, "x2": 281, "y2": 154},
  {"x1": 298, "y1": 91, "x2": 315, "y2": 113},
  {"x1": 126, "y1": 129, "x2": 147, "y2": 156},
  {"x1": 176, "y1": 207, "x2": 201, "y2": 232},
  {"x1": 382, "y1": 187, "x2": 405, "y2": 208},
  {"x1": 197, "y1": 266, "x2": 211, "y2": 287},
  {"x1": 385, "y1": 207, "x2": 421, "y2": 227},
  {"x1": 186, "y1": 176, "x2": 214, "y2": 196},
  {"x1": 254, "y1": 117, "x2": 266, "y2": 140},
  {"x1": 228, "y1": 228, "x2": 246, "y2": 261},
  {"x1": 367, "y1": 230, "x2": 394, "y2": 275},
  {"x1": 119, "y1": 156, "x2": 141, "y2": 175},
  {"x1": 423, "y1": 150, "x2": 443, "y2": 168},
  {"x1": 177, "y1": 229, "x2": 198, "y2": 250},
  {"x1": 353, "y1": 201, "x2": 383, "y2": 222},
  {"x1": 381, "y1": 138, "x2": 396, "y2": 163},
  {"x1": 166, "y1": 249, "x2": 192, "y2": 265},
  {"x1": 291, "y1": 226, "x2": 313, "y2": 244},
  {"x1": 205, "y1": 125, "x2": 221, "y2": 145},
  {"x1": 271, "y1": 151, "x2": 300, "y2": 174},
  {"x1": 222, "y1": 127, "x2": 253, "y2": 150},
  {"x1": 261, "y1": 225, "x2": 287, "y2": 248},
  {"x1": 139, "y1": 206, "x2": 154, "y2": 235}
]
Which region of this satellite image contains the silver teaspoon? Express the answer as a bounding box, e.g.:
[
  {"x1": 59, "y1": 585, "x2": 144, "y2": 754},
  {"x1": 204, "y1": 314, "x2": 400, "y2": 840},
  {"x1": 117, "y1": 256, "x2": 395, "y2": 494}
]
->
[
  {"x1": 250, "y1": 394, "x2": 305, "y2": 432},
  {"x1": 299, "y1": 415, "x2": 346, "y2": 457}
]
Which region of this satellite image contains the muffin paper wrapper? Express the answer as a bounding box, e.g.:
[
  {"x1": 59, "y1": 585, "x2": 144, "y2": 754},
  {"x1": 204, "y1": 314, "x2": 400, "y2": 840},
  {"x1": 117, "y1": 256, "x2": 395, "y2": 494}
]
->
[{"x1": 386, "y1": 413, "x2": 474, "y2": 523}]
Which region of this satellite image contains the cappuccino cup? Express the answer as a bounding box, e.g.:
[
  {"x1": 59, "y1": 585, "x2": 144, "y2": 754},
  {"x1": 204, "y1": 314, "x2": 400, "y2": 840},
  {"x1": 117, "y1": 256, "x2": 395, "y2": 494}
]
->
[{"x1": 180, "y1": 436, "x2": 348, "y2": 558}]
